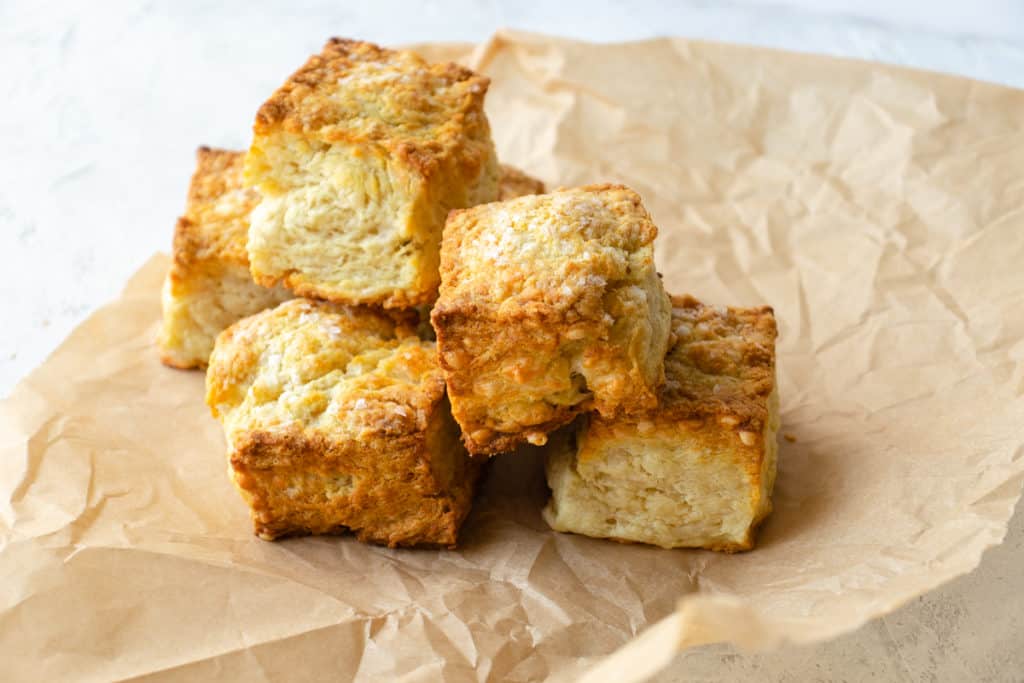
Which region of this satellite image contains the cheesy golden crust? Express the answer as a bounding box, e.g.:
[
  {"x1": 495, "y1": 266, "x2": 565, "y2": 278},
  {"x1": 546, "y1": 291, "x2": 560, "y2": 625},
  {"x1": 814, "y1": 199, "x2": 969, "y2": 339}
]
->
[
  {"x1": 432, "y1": 184, "x2": 672, "y2": 455},
  {"x1": 158, "y1": 147, "x2": 291, "y2": 369},
  {"x1": 659, "y1": 294, "x2": 778, "y2": 430},
  {"x1": 543, "y1": 295, "x2": 779, "y2": 552},
  {"x1": 245, "y1": 38, "x2": 500, "y2": 308},
  {"x1": 206, "y1": 299, "x2": 480, "y2": 548},
  {"x1": 175, "y1": 147, "x2": 254, "y2": 268}
]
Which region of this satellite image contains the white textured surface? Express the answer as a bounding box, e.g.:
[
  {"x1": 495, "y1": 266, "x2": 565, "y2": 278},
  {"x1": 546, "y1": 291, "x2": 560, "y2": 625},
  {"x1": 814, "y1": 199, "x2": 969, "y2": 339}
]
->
[{"x1": 1, "y1": 2, "x2": 1021, "y2": 680}]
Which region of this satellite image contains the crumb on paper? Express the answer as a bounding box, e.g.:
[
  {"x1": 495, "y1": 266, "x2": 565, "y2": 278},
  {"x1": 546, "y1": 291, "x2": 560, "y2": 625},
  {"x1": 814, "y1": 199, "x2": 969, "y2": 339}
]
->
[{"x1": 784, "y1": 433, "x2": 797, "y2": 443}]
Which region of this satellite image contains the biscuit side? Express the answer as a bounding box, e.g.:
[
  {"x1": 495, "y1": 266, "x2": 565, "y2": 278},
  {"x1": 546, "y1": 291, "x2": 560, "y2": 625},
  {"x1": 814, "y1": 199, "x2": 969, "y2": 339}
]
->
[
  {"x1": 542, "y1": 297, "x2": 779, "y2": 551},
  {"x1": 158, "y1": 147, "x2": 291, "y2": 369},
  {"x1": 206, "y1": 299, "x2": 478, "y2": 547},
  {"x1": 245, "y1": 38, "x2": 500, "y2": 307},
  {"x1": 159, "y1": 251, "x2": 290, "y2": 369},
  {"x1": 660, "y1": 294, "x2": 777, "y2": 432},
  {"x1": 228, "y1": 406, "x2": 479, "y2": 547},
  {"x1": 176, "y1": 147, "x2": 255, "y2": 269},
  {"x1": 433, "y1": 185, "x2": 671, "y2": 454}
]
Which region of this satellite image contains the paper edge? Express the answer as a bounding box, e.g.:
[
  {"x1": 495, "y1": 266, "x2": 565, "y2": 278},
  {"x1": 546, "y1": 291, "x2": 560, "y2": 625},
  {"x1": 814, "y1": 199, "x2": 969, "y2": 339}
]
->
[{"x1": 474, "y1": 28, "x2": 1024, "y2": 93}]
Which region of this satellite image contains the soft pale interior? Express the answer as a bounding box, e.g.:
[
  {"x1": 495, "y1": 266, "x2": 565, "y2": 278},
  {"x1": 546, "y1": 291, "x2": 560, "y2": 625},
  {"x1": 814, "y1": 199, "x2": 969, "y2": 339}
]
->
[
  {"x1": 159, "y1": 264, "x2": 291, "y2": 367},
  {"x1": 544, "y1": 386, "x2": 780, "y2": 550},
  {"x1": 246, "y1": 134, "x2": 436, "y2": 303}
]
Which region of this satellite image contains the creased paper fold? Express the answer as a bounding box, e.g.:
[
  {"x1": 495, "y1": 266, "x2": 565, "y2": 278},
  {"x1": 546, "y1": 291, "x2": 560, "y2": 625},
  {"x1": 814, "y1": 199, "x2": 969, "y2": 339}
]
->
[{"x1": 1, "y1": 30, "x2": 1023, "y2": 683}]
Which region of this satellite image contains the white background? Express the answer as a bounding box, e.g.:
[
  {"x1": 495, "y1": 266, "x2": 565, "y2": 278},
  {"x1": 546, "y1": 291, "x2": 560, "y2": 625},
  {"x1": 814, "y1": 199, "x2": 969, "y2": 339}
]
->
[{"x1": 1, "y1": 2, "x2": 1022, "y2": 680}]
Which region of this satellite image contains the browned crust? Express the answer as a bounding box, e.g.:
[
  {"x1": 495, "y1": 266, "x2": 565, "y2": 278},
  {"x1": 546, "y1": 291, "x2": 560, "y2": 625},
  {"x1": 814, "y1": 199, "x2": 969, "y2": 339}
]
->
[
  {"x1": 438, "y1": 183, "x2": 658, "y2": 313},
  {"x1": 433, "y1": 184, "x2": 667, "y2": 455},
  {"x1": 253, "y1": 38, "x2": 491, "y2": 171},
  {"x1": 229, "y1": 411, "x2": 480, "y2": 548},
  {"x1": 431, "y1": 306, "x2": 598, "y2": 455},
  {"x1": 582, "y1": 293, "x2": 777, "y2": 480},
  {"x1": 659, "y1": 294, "x2": 777, "y2": 433},
  {"x1": 206, "y1": 299, "x2": 478, "y2": 547},
  {"x1": 172, "y1": 147, "x2": 255, "y2": 270},
  {"x1": 187, "y1": 147, "x2": 246, "y2": 210},
  {"x1": 206, "y1": 300, "x2": 422, "y2": 417},
  {"x1": 458, "y1": 410, "x2": 585, "y2": 456},
  {"x1": 254, "y1": 38, "x2": 486, "y2": 131}
]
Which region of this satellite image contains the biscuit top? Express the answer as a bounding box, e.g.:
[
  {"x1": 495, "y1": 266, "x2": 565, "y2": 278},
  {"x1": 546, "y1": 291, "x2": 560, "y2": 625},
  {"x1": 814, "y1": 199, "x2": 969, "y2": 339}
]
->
[
  {"x1": 173, "y1": 147, "x2": 257, "y2": 268},
  {"x1": 254, "y1": 38, "x2": 490, "y2": 151},
  {"x1": 437, "y1": 184, "x2": 658, "y2": 315},
  {"x1": 657, "y1": 294, "x2": 777, "y2": 430},
  {"x1": 206, "y1": 299, "x2": 441, "y2": 442}
]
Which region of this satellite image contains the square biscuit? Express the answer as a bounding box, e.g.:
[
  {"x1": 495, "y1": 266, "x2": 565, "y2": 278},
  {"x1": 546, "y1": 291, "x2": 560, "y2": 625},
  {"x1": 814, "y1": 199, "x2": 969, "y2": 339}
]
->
[
  {"x1": 543, "y1": 295, "x2": 779, "y2": 552},
  {"x1": 431, "y1": 184, "x2": 672, "y2": 455},
  {"x1": 245, "y1": 38, "x2": 500, "y2": 308},
  {"x1": 206, "y1": 299, "x2": 481, "y2": 548},
  {"x1": 158, "y1": 147, "x2": 291, "y2": 369}
]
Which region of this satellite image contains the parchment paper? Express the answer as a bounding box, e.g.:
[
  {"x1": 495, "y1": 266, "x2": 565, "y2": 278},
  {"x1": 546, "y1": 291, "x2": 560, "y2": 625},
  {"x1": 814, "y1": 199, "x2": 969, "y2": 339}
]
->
[{"x1": 2, "y1": 30, "x2": 1023, "y2": 682}]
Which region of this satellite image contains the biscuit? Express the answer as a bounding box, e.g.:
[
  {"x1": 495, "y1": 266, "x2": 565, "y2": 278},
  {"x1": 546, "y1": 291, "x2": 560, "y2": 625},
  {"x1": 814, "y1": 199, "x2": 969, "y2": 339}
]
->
[
  {"x1": 158, "y1": 147, "x2": 291, "y2": 369},
  {"x1": 543, "y1": 295, "x2": 779, "y2": 552},
  {"x1": 205, "y1": 298, "x2": 481, "y2": 547},
  {"x1": 432, "y1": 184, "x2": 672, "y2": 455},
  {"x1": 245, "y1": 38, "x2": 500, "y2": 308}
]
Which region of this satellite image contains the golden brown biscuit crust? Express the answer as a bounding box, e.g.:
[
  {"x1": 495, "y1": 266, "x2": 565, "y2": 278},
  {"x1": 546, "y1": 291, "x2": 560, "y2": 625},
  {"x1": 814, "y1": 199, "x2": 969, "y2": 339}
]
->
[
  {"x1": 658, "y1": 294, "x2": 777, "y2": 432},
  {"x1": 229, "y1": 399, "x2": 476, "y2": 547},
  {"x1": 249, "y1": 37, "x2": 495, "y2": 188},
  {"x1": 172, "y1": 147, "x2": 256, "y2": 270},
  {"x1": 433, "y1": 184, "x2": 672, "y2": 455},
  {"x1": 437, "y1": 184, "x2": 659, "y2": 310},
  {"x1": 206, "y1": 299, "x2": 478, "y2": 548},
  {"x1": 254, "y1": 38, "x2": 490, "y2": 146},
  {"x1": 555, "y1": 296, "x2": 779, "y2": 552}
]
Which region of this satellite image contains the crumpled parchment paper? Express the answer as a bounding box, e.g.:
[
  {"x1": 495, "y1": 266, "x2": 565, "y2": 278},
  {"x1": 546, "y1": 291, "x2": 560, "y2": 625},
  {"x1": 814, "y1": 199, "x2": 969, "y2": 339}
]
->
[{"x1": 1, "y1": 30, "x2": 1022, "y2": 683}]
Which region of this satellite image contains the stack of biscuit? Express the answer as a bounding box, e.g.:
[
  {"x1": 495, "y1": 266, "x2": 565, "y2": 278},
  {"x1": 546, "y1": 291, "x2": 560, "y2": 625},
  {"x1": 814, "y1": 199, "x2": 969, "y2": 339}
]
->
[{"x1": 159, "y1": 38, "x2": 779, "y2": 552}]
